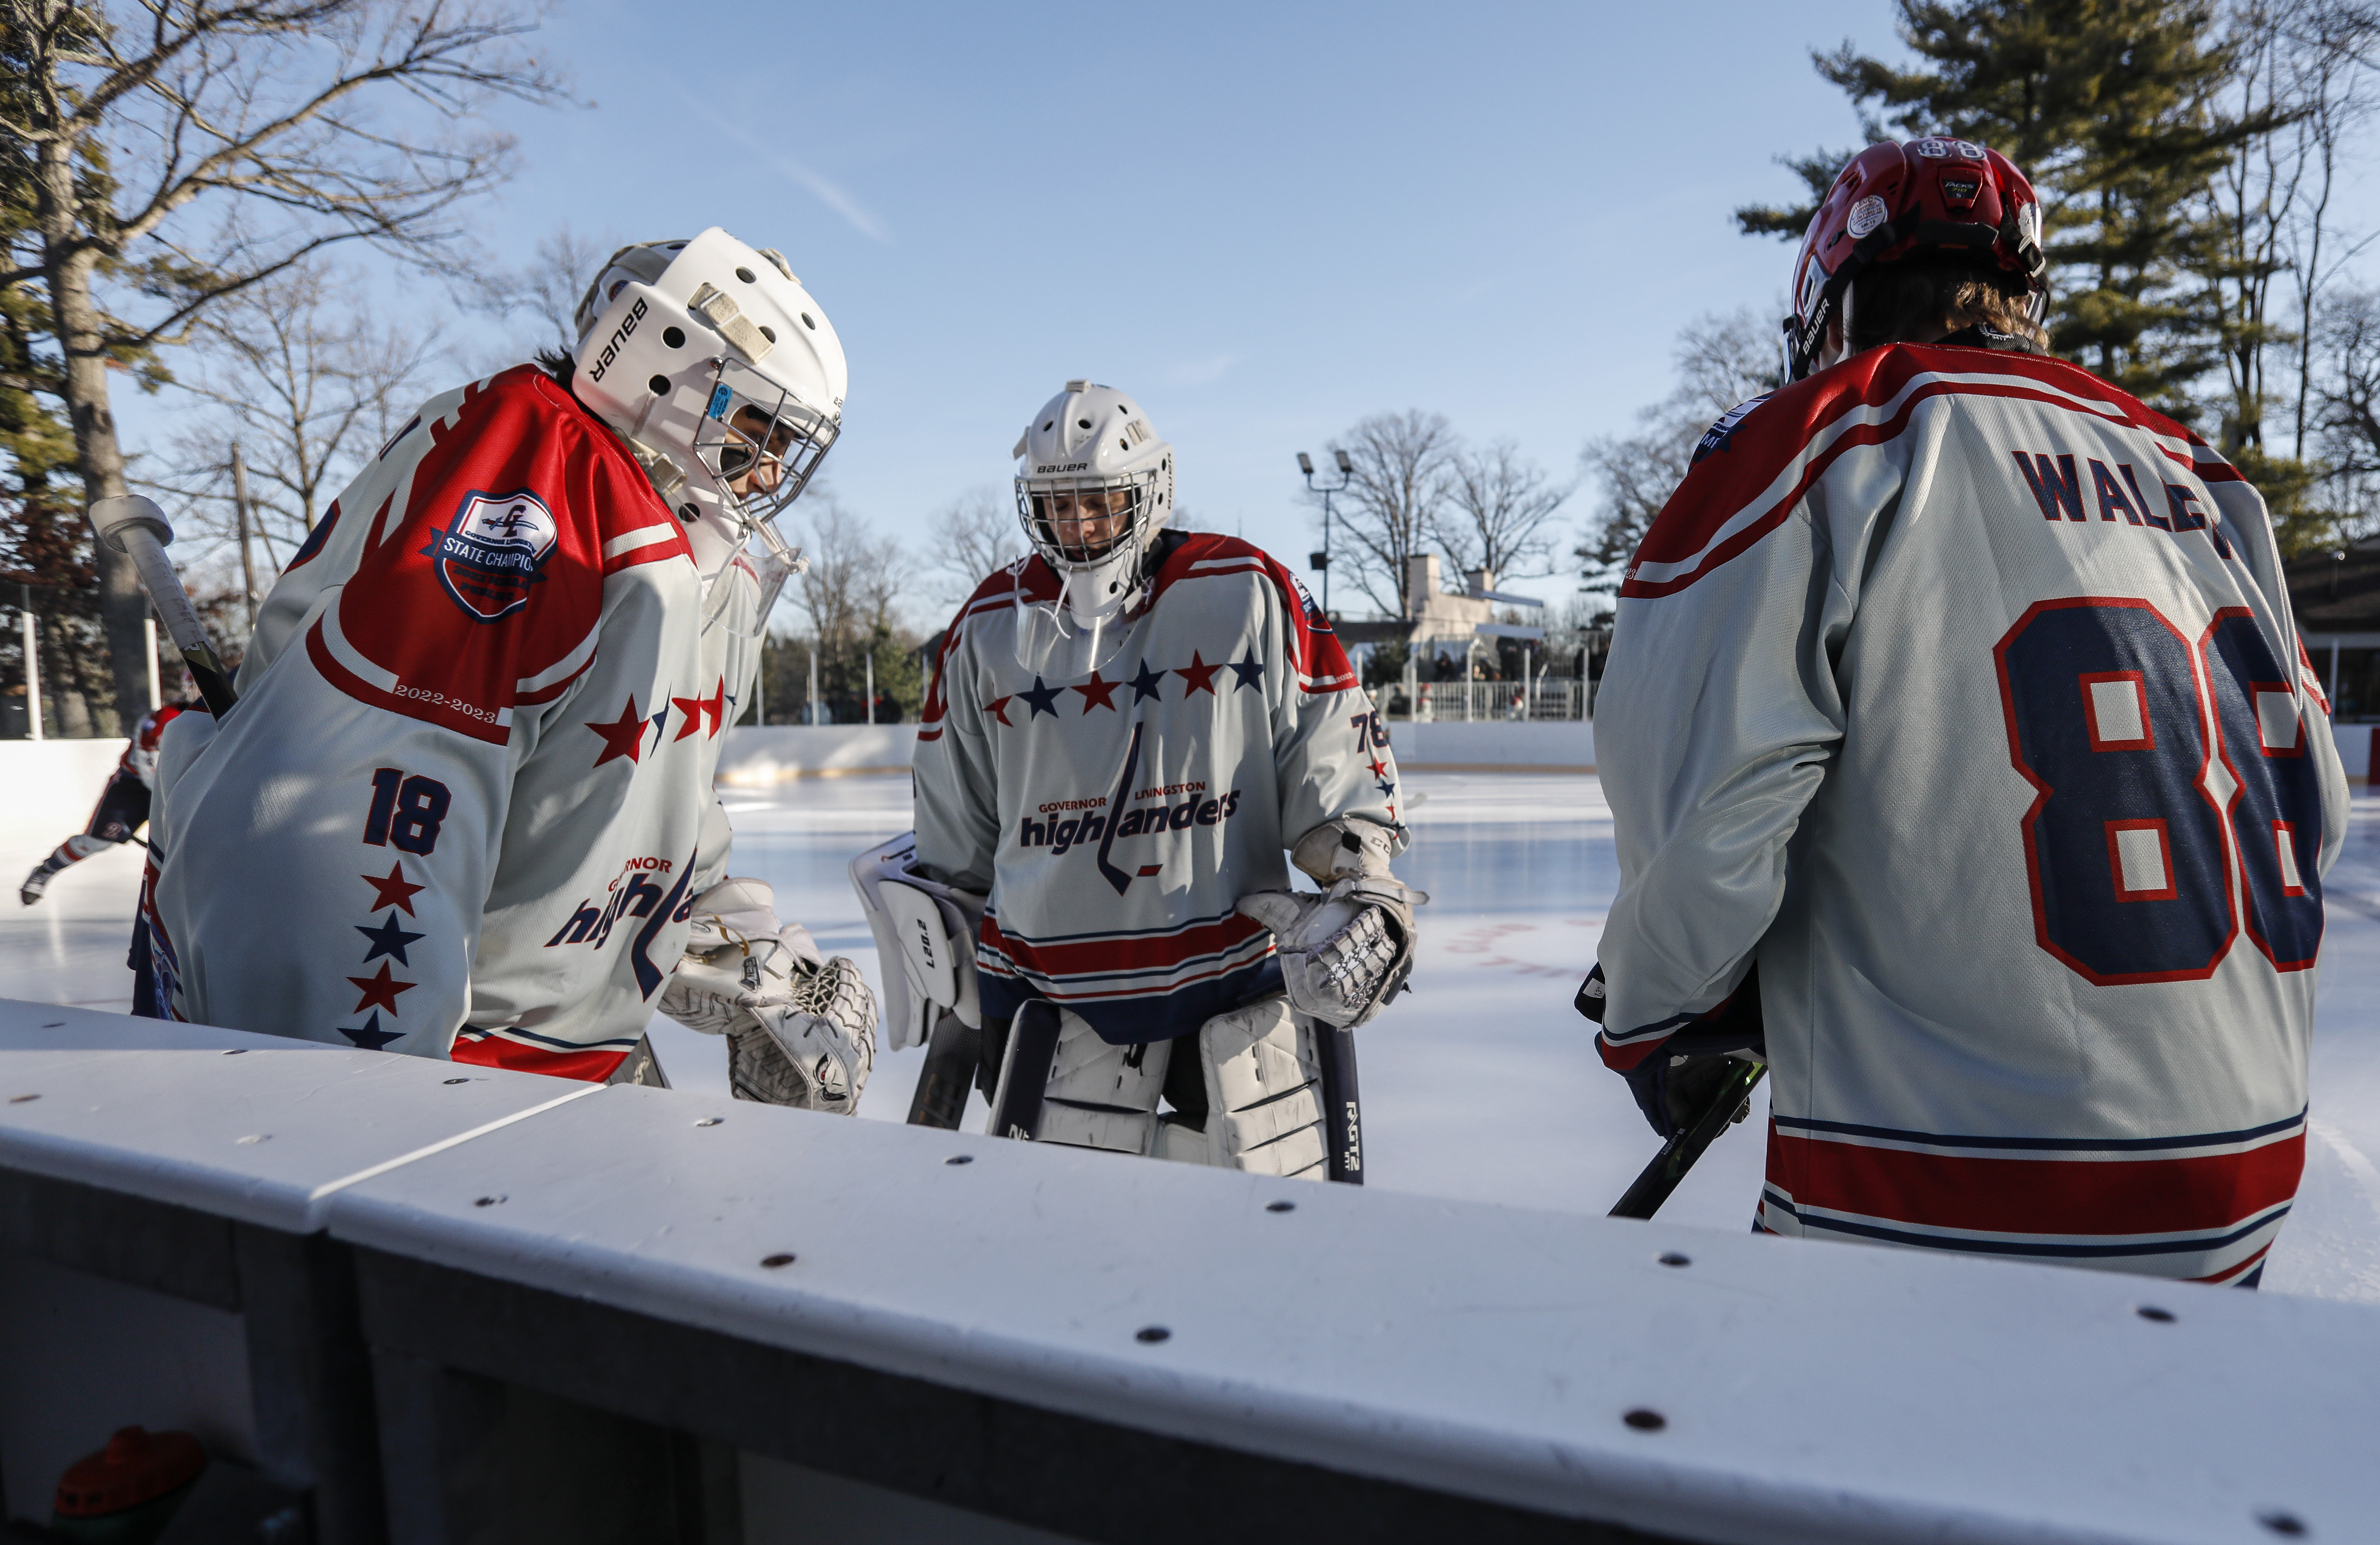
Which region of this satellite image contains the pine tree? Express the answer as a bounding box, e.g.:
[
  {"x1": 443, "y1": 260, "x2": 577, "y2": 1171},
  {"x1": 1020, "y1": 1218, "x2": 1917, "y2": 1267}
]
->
[{"x1": 1737, "y1": 1, "x2": 2273, "y2": 418}]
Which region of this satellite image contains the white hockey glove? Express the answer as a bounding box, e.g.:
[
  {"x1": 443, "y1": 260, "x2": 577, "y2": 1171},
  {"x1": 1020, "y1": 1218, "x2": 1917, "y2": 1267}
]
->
[
  {"x1": 660, "y1": 878, "x2": 878, "y2": 1113},
  {"x1": 1236, "y1": 876, "x2": 1425, "y2": 1028},
  {"x1": 849, "y1": 832, "x2": 986, "y2": 1052}
]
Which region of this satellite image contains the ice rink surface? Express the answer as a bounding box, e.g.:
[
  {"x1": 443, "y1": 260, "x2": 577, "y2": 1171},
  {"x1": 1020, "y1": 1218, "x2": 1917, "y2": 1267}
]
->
[{"x1": 7, "y1": 770, "x2": 2380, "y2": 1302}]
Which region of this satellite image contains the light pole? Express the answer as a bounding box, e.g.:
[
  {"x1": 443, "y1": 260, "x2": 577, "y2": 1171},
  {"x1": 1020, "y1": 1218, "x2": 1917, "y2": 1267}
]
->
[{"x1": 1297, "y1": 448, "x2": 1354, "y2": 618}]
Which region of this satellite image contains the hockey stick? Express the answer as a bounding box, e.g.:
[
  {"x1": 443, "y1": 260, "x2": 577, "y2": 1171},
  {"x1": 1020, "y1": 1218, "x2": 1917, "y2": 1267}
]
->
[
  {"x1": 1314, "y1": 1018, "x2": 1364, "y2": 1184},
  {"x1": 906, "y1": 1009, "x2": 981, "y2": 1129},
  {"x1": 1608, "y1": 1059, "x2": 1767, "y2": 1220},
  {"x1": 985, "y1": 999, "x2": 1063, "y2": 1140},
  {"x1": 87, "y1": 496, "x2": 238, "y2": 717}
]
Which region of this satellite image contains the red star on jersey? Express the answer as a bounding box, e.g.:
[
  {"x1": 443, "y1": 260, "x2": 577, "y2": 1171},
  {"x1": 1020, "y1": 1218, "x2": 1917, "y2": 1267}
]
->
[
  {"x1": 674, "y1": 677, "x2": 726, "y2": 739},
  {"x1": 984, "y1": 695, "x2": 1013, "y2": 726},
  {"x1": 1175, "y1": 651, "x2": 1222, "y2": 696},
  {"x1": 360, "y1": 863, "x2": 425, "y2": 917},
  {"x1": 347, "y1": 961, "x2": 416, "y2": 1015},
  {"x1": 1366, "y1": 757, "x2": 1389, "y2": 781},
  {"x1": 1073, "y1": 670, "x2": 1119, "y2": 713},
  {"x1": 587, "y1": 695, "x2": 648, "y2": 766}
]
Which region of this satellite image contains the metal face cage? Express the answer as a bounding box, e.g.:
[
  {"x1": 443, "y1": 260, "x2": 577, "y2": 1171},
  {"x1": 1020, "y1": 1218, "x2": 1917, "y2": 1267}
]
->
[
  {"x1": 1012, "y1": 470, "x2": 1160, "y2": 570},
  {"x1": 690, "y1": 356, "x2": 839, "y2": 529}
]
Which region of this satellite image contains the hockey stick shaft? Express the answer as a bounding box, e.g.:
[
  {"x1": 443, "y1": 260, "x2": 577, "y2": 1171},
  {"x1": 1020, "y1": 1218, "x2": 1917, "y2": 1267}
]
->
[
  {"x1": 906, "y1": 1009, "x2": 980, "y2": 1129},
  {"x1": 87, "y1": 496, "x2": 238, "y2": 717},
  {"x1": 1315, "y1": 1019, "x2": 1364, "y2": 1184},
  {"x1": 1608, "y1": 1060, "x2": 1767, "y2": 1220}
]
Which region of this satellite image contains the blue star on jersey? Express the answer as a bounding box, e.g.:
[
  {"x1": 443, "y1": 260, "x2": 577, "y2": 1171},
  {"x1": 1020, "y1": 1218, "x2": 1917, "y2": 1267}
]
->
[
  {"x1": 1228, "y1": 651, "x2": 1264, "y2": 690},
  {"x1": 1126, "y1": 660, "x2": 1166, "y2": 703},
  {"x1": 339, "y1": 1010, "x2": 403, "y2": 1051},
  {"x1": 1018, "y1": 676, "x2": 1063, "y2": 718},
  {"x1": 355, "y1": 911, "x2": 426, "y2": 966}
]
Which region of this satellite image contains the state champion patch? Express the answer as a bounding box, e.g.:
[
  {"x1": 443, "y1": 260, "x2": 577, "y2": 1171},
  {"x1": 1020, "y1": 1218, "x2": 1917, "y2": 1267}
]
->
[{"x1": 423, "y1": 489, "x2": 558, "y2": 621}]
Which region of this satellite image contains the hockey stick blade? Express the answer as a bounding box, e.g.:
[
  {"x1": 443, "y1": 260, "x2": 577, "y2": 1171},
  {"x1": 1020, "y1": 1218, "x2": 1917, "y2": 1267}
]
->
[
  {"x1": 1608, "y1": 1060, "x2": 1767, "y2": 1221},
  {"x1": 87, "y1": 495, "x2": 239, "y2": 717}
]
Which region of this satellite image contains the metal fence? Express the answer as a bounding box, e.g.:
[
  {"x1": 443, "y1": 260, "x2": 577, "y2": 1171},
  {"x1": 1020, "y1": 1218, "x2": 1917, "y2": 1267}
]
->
[{"x1": 1372, "y1": 678, "x2": 1595, "y2": 721}]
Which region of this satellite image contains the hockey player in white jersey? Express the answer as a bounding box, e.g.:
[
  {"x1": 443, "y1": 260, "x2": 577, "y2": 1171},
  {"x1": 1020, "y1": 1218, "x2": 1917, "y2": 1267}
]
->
[
  {"x1": 857, "y1": 381, "x2": 1421, "y2": 1178},
  {"x1": 1584, "y1": 139, "x2": 2349, "y2": 1284},
  {"x1": 148, "y1": 230, "x2": 875, "y2": 1104}
]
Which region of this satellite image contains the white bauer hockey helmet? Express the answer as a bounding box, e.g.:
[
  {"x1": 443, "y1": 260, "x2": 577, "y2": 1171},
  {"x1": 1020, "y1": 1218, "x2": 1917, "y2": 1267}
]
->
[
  {"x1": 1013, "y1": 381, "x2": 1174, "y2": 628},
  {"x1": 569, "y1": 228, "x2": 847, "y2": 630}
]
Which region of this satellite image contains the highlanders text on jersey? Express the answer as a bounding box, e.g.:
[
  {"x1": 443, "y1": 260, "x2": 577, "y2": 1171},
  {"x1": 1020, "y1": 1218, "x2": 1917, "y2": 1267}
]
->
[
  {"x1": 1594, "y1": 341, "x2": 2350, "y2": 1284},
  {"x1": 151, "y1": 365, "x2": 763, "y2": 1080},
  {"x1": 913, "y1": 534, "x2": 1401, "y2": 1043}
]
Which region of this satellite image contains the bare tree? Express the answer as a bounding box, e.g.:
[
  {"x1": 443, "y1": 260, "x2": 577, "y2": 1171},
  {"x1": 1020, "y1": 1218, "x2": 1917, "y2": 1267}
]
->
[
  {"x1": 2209, "y1": 0, "x2": 2380, "y2": 458},
  {"x1": 2, "y1": 0, "x2": 565, "y2": 722},
  {"x1": 1438, "y1": 440, "x2": 1570, "y2": 582},
  {"x1": 929, "y1": 487, "x2": 1024, "y2": 607},
  {"x1": 1312, "y1": 409, "x2": 1458, "y2": 618},
  {"x1": 794, "y1": 496, "x2": 914, "y2": 646},
  {"x1": 2276, "y1": 1, "x2": 2380, "y2": 454},
  {"x1": 1579, "y1": 308, "x2": 1779, "y2": 589},
  {"x1": 2307, "y1": 284, "x2": 2380, "y2": 542},
  {"x1": 143, "y1": 257, "x2": 438, "y2": 588}
]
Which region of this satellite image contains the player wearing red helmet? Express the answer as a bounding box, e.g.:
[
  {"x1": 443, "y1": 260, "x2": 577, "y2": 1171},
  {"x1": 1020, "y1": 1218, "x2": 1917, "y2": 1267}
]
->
[
  {"x1": 1781, "y1": 137, "x2": 2048, "y2": 381},
  {"x1": 1580, "y1": 140, "x2": 2348, "y2": 1286}
]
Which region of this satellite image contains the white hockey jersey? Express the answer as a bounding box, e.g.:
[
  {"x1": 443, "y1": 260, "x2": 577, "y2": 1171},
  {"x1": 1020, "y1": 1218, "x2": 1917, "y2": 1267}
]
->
[
  {"x1": 1594, "y1": 340, "x2": 2349, "y2": 1284},
  {"x1": 150, "y1": 365, "x2": 761, "y2": 1080},
  {"x1": 913, "y1": 533, "x2": 1402, "y2": 1043}
]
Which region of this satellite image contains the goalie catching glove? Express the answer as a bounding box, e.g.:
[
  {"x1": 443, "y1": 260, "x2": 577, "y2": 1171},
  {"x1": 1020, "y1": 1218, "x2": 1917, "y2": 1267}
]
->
[
  {"x1": 1234, "y1": 818, "x2": 1425, "y2": 1029},
  {"x1": 658, "y1": 877, "x2": 877, "y2": 1112}
]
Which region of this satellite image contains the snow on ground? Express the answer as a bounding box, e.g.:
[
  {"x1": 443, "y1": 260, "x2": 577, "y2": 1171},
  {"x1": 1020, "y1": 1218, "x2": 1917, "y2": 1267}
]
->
[{"x1": 6, "y1": 772, "x2": 2380, "y2": 1301}]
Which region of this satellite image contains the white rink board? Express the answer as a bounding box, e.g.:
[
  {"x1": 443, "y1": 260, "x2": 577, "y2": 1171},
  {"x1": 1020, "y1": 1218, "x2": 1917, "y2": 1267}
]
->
[{"x1": 0, "y1": 996, "x2": 2376, "y2": 1544}]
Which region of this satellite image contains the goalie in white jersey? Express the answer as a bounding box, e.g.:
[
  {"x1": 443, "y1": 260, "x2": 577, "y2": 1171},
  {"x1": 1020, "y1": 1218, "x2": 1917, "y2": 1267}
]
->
[
  {"x1": 1584, "y1": 139, "x2": 2349, "y2": 1285},
  {"x1": 855, "y1": 382, "x2": 1423, "y2": 1179},
  {"x1": 148, "y1": 229, "x2": 876, "y2": 1106}
]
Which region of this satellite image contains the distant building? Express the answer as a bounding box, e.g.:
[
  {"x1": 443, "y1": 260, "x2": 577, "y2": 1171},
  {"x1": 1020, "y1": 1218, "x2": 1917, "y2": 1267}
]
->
[
  {"x1": 2288, "y1": 537, "x2": 2380, "y2": 723},
  {"x1": 1332, "y1": 555, "x2": 1546, "y2": 671}
]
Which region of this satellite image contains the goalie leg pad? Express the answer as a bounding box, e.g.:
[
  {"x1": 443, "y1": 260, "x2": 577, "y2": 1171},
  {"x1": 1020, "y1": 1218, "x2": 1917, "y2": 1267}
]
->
[
  {"x1": 988, "y1": 1003, "x2": 1169, "y2": 1154},
  {"x1": 1199, "y1": 998, "x2": 1328, "y2": 1180},
  {"x1": 1030, "y1": 1009, "x2": 1169, "y2": 1155}
]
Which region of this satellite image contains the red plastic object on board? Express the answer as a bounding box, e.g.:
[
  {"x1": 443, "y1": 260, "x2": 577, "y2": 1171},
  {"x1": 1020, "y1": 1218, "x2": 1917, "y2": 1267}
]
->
[{"x1": 52, "y1": 1427, "x2": 207, "y2": 1518}]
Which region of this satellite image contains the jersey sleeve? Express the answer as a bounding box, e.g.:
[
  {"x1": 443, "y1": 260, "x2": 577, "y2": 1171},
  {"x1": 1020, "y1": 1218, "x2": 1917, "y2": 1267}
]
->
[
  {"x1": 1257, "y1": 559, "x2": 1406, "y2": 846},
  {"x1": 1592, "y1": 396, "x2": 1865, "y2": 1073},
  {"x1": 913, "y1": 597, "x2": 1002, "y2": 892}
]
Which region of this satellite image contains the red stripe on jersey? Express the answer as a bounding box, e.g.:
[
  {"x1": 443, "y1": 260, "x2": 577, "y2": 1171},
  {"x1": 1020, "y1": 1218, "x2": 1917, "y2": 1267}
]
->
[
  {"x1": 450, "y1": 1032, "x2": 627, "y2": 1083},
  {"x1": 981, "y1": 908, "x2": 1270, "y2": 977},
  {"x1": 1622, "y1": 346, "x2": 2233, "y2": 599},
  {"x1": 306, "y1": 617, "x2": 508, "y2": 745},
  {"x1": 600, "y1": 523, "x2": 692, "y2": 575},
  {"x1": 2193, "y1": 1243, "x2": 2273, "y2": 1285},
  {"x1": 1769, "y1": 1127, "x2": 2304, "y2": 1239}
]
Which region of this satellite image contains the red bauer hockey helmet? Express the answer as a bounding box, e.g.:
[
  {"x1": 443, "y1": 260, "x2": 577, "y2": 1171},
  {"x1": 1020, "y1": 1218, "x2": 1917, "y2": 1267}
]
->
[{"x1": 1782, "y1": 138, "x2": 2048, "y2": 382}]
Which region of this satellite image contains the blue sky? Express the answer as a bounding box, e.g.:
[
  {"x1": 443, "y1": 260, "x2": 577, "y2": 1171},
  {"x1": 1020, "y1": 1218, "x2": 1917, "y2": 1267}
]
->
[
  {"x1": 437, "y1": 0, "x2": 1894, "y2": 619},
  {"x1": 132, "y1": 2, "x2": 2380, "y2": 624}
]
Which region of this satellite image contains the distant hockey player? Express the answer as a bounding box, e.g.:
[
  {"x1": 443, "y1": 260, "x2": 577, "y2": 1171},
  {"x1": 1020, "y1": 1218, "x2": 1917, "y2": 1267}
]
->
[
  {"x1": 150, "y1": 229, "x2": 876, "y2": 1104},
  {"x1": 21, "y1": 696, "x2": 201, "y2": 905},
  {"x1": 855, "y1": 381, "x2": 1422, "y2": 1178},
  {"x1": 1583, "y1": 140, "x2": 2349, "y2": 1284}
]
